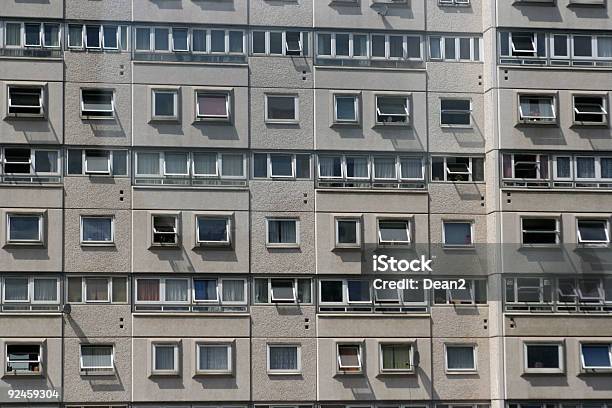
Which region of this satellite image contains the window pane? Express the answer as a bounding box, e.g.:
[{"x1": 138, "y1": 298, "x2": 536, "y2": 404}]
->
[
  {"x1": 164, "y1": 152, "x2": 188, "y2": 175},
  {"x1": 319, "y1": 156, "x2": 342, "y2": 178},
  {"x1": 198, "y1": 218, "x2": 229, "y2": 242},
  {"x1": 154, "y1": 345, "x2": 175, "y2": 370},
  {"x1": 197, "y1": 93, "x2": 228, "y2": 118},
  {"x1": 321, "y1": 281, "x2": 343, "y2": 303},
  {"x1": 85, "y1": 150, "x2": 110, "y2": 173},
  {"x1": 447, "y1": 346, "x2": 475, "y2": 370},
  {"x1": 137, "y1": 152, "x2": 160, "y2": 175},
  {"x1": 379, "y1": 220, "x2": 409, "y2": 243},
  {"x1": 25, "y1": 24, "x2": 41, "y2": 46},
  {"x1": 103, "y1": 25, "x2": 118, "y2": 49},
  {"x1": 271, "y1": 280, "x2": 295, "y2": 301},
  {"x1": 337, "y1": 220, "x2": 358, "y2": 244},
  {"x1": 317, "y1": 33, "x2": 331, "y2": 55},
  {"x1": 338, "y1": 345, "x2": 361, "y2": 370},
  {"x1": 582, "y1": 345, "x2": 612, "y2": 368},
  {"x1": 597, "y1": 37, "x2": 612, "y2": 58},
  {"x1": 34, "y1": 151, "x2": 57, "y2": 173},
  {"x1": 137, "y1": 279, "x2": 160, "y2": 302},
  {"x1": 194, "y1": 279, "x2": 217, "y2": 301},
  {"x1": 269, "y1": 32, "x2": 282, "y2": 54},
  {"x1": 82, "y1": 218, "x2": 112, "y2": 242},
  {"x1": 229, "y1": 31, "x2": 243, "y2": 53},
  {"x1": 296, "y1": 155, "x2": 310, "y2": 179},
  {"x1": 578, "y1": 220, "x2": 608, "y2": 242},
  {"x1": 445, "y1": 37, "x2": 456, "y2": 59},
  {"x1": 193, "y1": 152, "x2": 217, "y2": 176},
  {"x1": 346, "y1": 156, "x2": 368, "y2": 178},
  {"x1": 269, "y1": 346, "x2": 298, "y2": 370},
  {"x1": 270, "y1": 154, "x2": 293, "y2": 177},
  {"x1": 221, "y1": 154, "x2": 244, "y2": 177},
  {"x1": 8, "y1": 215, "x2": 40, "y2": 241},
  {"x1": 576, "y1": 157, "x2": 595, "y2": 178},
  {"x1": 44, "y1": 24, "x2": 60, "y2": 47},
  {"x1": 374, "y1": 157, "x2": 397, "y2": 179},
  {"x1": 430, "y1": 37, "x2": 441, "y2": 59},
  {"x1": 382, "y1": 344, "x2": 411, "y2": 370},
  {"x1": 574, "y1": 35, "x2": 593, "y2": 57},
  {"x1": 336, "y1": 33, "x2": 350, "y2": 56},
  {"x1": 68, "y1": 277, "x2": 83, "y2": 302},
  {"x1": 444, "y1": 222, "x2": 472, "y2": 246},
  {"x1": 32, "y1": 279, "x2": 56, "y2": 302},
  {"x1": 154, "y1": 28, "x2": 169, "y2": 51},
  {"x1": 135, "y1": 27, "x2": 150, "y2": 50},
  {"x1": 211, "y1": 30, "x2": 225, "y2": 52},
  {"x1": 4, "y1": 148, "x2": 32, "y2": 173},
  {"x1": 526, "y1": 345, "x2": 560, "y2": 369},
  {"x1": 6, "y1": 345, "x2": 40, "y2": 373},
  {"x1": 192, "y1": 29, "x2": 206, "y2": 52},
  {"x1": 253, "y1": 153, "x2": 268, "y2": 178},
  {"x1": 553, "y1": 35, "x2": 567, "y2": 56},
  {"x1": 5, "y1": 278, "x2": 29, "y2": 301},
  {"x1": 112, "y1": 277, "x2": 127, "y2": 303},
  {"x1": 222, "y1": 280, "x2": 244, "y2": 302},
  {"x1": 112, "y1": 151, "x2": 127, "y2": 176},
  {"x1": 81, "y1": 346, "x2": 112, "y2": 368},
  {"x1": 252, "y1": 31, "x2": 266, "y2": 54},
  {"x1": 459, "y1": 38, "x2": 471, "y2": 59},
  {"x1": 199, "y1": 345, "x2": 229, "y2": 370},
  {"x1": 400, "y1": 157, "x2": 422, "y2": 179},
  {"x1": 602, "y1": 158, "x2": 612, "y2": 179},
  {"x1": 85, "y1": 25, "x2": 100, "y2": 48},
  {"x1": 165, "y1": 279, "x2": 188, "y2": 302},
  {"x1": 347, "y1": 280, "x2": 370, "y2": 302},
  {"x1": 268, "y1": 220, "x2": 297, "y2": 244},
  {"x1": 372, "y1": 35, "x2": 385, "y2": 57},
  {"x1": 172, "y1": 28, "x2": 188, "y2": 51},
  {"x1": 5, "y1": 23, "x2": 22, "y2": 47},
  {"x1": 297, "y1": 279, "x2": 311, "y2": 303},
  {"x1": 353, "y1": 34, "x2": 367, "y2": 56},
  {"x1": 267, "y1": 96, "x2": 296, "y2": 120},
  {"x1": 85, "y1": 278, "x2": 109, "y2": 301},
  {"x1": 154, "y1": 91, "x2": 176, "y2": 117},
  {"x1": 335, "y1": 96, "x2": 356, "y2": 121}
]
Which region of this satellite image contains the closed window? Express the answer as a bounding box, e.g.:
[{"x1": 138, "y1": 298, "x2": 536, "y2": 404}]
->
[
  {"x1": 152, "y1": 215, "x2": 179, "y2": 246},
  {"x1": 80, "y1": 345, "x2": 114, "y2": 372},
  {"x1": 505, "y1": 277, "x2": 553, "y2": 305},
  {"x1": 377, "y1": 219, "x2": 410, "y2": 246},
  {"x1": 172, "y1": 28, "x2": 189, "y2": 51},
  {"x1": 152, "y1": 89, "x2": 179, "y2": 120},
  {"x1": 192, "y1": 278, "x2": 246, "y2": 305},
  {"x1": 266, "y1": 95, "x2": 298, "y2": 122},
  {"x1": 440, "y1": 99, "x2": 471, "y2": 126},
  {"x1": 252, "y1": 31, "x2": 308, "y2": 56},
  {"x1": 196, "y1": 92, "x2": 230, "y2": 121},
  {"x1": 581, "y1": 344, "x2": 612, "y2": 370},
  {"x1": 337, "y1": 344, "x2": 363, "y2": 373},
  {"x1": 85, "y1": 25, "x2": 101, "y2": 49},
  {"x1": 7, "y1": 86, "x2": 44, "y2": 117},
  {"x1": 524, "y1": 343, "x2": 563, "y2": 373},
  {"x1": 573, "y1": 95, "x2": 608, "y2": 125},
  {"x1": 268, "y1": 344, "x2": 300, "y2": 374},
  {"x1": 521, "y1": 218, "x2": 559, "y2": 245},
  {"x1": 334, "y1": 94, "x2": 359, "y2": 124},
  {"x1": 7, "y1": 214, "x2": 43, "y2": 244},
  {"x1": 376, "y1": 96, "x2": 409, "y2": 125},
  {"x1": 445, "y1": 345, "x2": 476, "y2": 372},
  {"x1": 335, "y1": 218, "x2": 361, "y2": 248},
  {"x1": 81, "y1": 89, "x2": 114, "y2": 119},
  {"x1": 253, "y1": 153, "x2": 310, "y2": 179},
  {"x1": 152, "y1": 344, "x2": 179, "y2": 375},
  {"x1": 6, "y1": 344, "x2": 42, "y2": 374},
  {"x1": 197, "y1": 343, "x2": 232, "y2": 374},
  {"x1": 443, "y1": 221, "x2": 473, "y2": 247},
  {"x1": 196, "y1": 216, "x2": 231, "y2": 246},
  {"x1": 518, "y1": 95, "x2": 556, "y2": 124},
  {"x1": 81, "y1": 216, "x2": 114, "y2": 245},
  {"x1": 3, "y1": 277, "x2": 58, "y2": 304},
  {"x1": 380, "y1": 343, "x2": 412, "y2": 373},
  {"x1": 66, "y1": 276, "x2": 127, "y2": 304},
  {"x1": 577, "y1": 219, "x2": 609, "y2": 245},
  {"x1": 266, "y1": 219, "x2": 299, "y2": 246}
]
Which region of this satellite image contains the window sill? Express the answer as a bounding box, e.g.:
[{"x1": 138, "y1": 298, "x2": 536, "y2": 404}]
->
[
  {"x1": 4, "y1": 241, "x2": 45, "y2": 247},
  {"x1": 80, "y1": 370, "x2": 115, "y2": 377},
  {"x1": 579, "y1": 369, "x2": 612, "y2": 375},
  {"x1": 331, "y1": 121, "x2": 361, "y2": 127},
  {"x1": 571, "y1": 122, "x2": 609, "y2": 128},
  {"x1": 3, "y1": 371, "x2": 43, "y2": 378},
  {"x1": 150, "y1": 243, "x2": 180, "y2": 249},
  {"x1": 81, "y1": 116, "x2": 116, "y2": 121},
  {"x1": 80, "y1": 242, "x2": 116, "y2": 247},
  {"x1": 516, "y1": 121, "x2": 558, "y2": 127},
  {"x1": 150, "y1": 117, "x2": 180, "y2": 124},
  {"x1": 378, "y1": 370, "x2": 415, "y2": 376},
  {"x1": 442, "y1": 245, "x2": 475, "y2": 250},
  {"x1": 149, "y1": 372, "x2": 180, "y2": 378},
  {"x1": 335, "y1": 371, "x2": 364, "y2": 376},
  {"x1": 446, "y1": 370, "x2": 478, "y2": 375},
  {"x1": 267, "y1": 371, "x2": 302, "y2": 376},
  {"x1": 373, "y1": 123, "x2": 410, "y2": 128},
  {"x1": 5, "y1": 114, "x2": 46, "y2": 120},
  {"x1": 523, "y1": 370, "x2": 565, "y2": 375},
  {"x1": 265, "y1": 120, "x2": 300, "y2": 126},
  {"x1": 195, "y1": 242, "x2": 232, "y2": 249},
  {"x1": 333, "y1": 245, "x2": 362, "y2": 250},
  {"x1": 194, "y1": 118, "x2": 232, "y2": 124},
  {"x1": 266, "y1": 244, "x2": 300, "y2": 249},
  {"x1": 440, "y1": 124, "x2": 473, "y2": 129}
]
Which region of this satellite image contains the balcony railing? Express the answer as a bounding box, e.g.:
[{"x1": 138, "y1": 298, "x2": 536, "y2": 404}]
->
[
  {"x1": 133, "y1": 52, "x2": 247, "y2": 64},
  {"x1": 0, "y1": 48, "x2": 62, "y2": 59},
  {"x1": 316, "y1": 179, "x2": 426, "y2": 190},
  {"x1": 1, "y1": 175, "x2": 62, "y2": 184},
  {"x1": 134, "y1": 176, "x2": 247, "y2": 187},
  {"x1": 134, "y1": 304, "x2": 248, "y2": 313},
  {"x1": 502, "y1": 179, "x2": 612, "y2": 189},
  {"x1": 315, "y1": 57, "x2": 425, "y2": 69}
]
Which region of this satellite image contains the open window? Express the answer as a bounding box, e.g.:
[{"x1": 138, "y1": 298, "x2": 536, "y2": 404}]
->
[
  {"x1": 270, "y1": 279, "x2": 297, "y2": 303},
  {"x1": 285, "y1": 32, "x2": 303, "y2": 56},
  {"x1": 7, "y1": 86, "x2": 44, "y2": 117},
  {"x1": 377, "y1": 219, "x2": 410, "y2": 246},
  {"x1": 581, "y1": 343, "x2": 612, "y2": 371},
  {"x1": 518, "y1": 95, "x2": 556, "y2": 124},
  {"x1": 573, "y1": 95, "x2": 608, "y2": 125},
  {"x1": 152, "y1": 214, "x2": 179, "y2": 246},
  {"x1": 337, "y1": 344, "x2": 363, "y2": 374},
  {"x1": 510, "y1": 32, "x2": 537, "y2": 56},
  {"x1": 80, "y1": 345, "x2": 114, "y2": 373},
  {"x1": 577, "y1": 219, "x2": 610, "y2": 245},
  {"x1": 521, "y1": 218, "x2": 560, "y2": 245},
  {"x1": 6, "y1": 344, "x2": 42, "y2": 375},
  {"x1": 254, "y1": 278, "x2": 311, "y2": 304},
  {"x1": 81, "y1": 89, "x2": 114, "y2": 119},
  {"x1": 502, "y1": 154, "x2": 549, "y2": 180},
  {"x1": 196, "y1": 92, "x2": 230, "y2": 122},
  {"x1": 440, "y1": 99, "x2": 471, "y2": 126},
  {"x1": 376, "y1": 95, "x2": 409, "y2": 125},
  {"x1": 84, "y1": 150, "x2": 111, "y2": 174}
]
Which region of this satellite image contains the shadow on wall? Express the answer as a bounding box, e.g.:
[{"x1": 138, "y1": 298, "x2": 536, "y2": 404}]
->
[
  {"x1": 515, "y1": 4, "x2": 562, "y2": 22},
  {"x1": 6, "y1": 119, "x2": 61, "y2": 144},
  {"x1": 88, "y1": 117, "x2": 127, "y2": 140}
]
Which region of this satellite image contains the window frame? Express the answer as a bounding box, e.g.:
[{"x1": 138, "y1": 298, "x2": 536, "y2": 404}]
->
[
  {"x1": 265, "y1": 218, "x2": 300, "y2": 248},
  {"x1": 337, "y1": 343, "x2": 364, "y2": 374},
  {"x1": 251, "y1": 30, "x2": 308, "y2": 57},
  {"x1": 253, "y1": 277, "x2": 313, "y2": 305},
  {"x1": 7, "y1": 85, "x2": 45, "y2": 118},
  {"x1": 265, "y1": 94, "x2": 300, "y2": 124},
  {"x1": 6, "y1": 213, "x2": 44, "y2": 245},
  {"x1": 580, "y1": 343, "x2": 612, "y2": 371},
  {"x1": 195, "y1": 342, "x2": 233, "y2": 375},
  {"x1": 195, "y1": 90, "x2": 231, "y2": 122},
  {"x1": 267, "y1": 344, "x2": 302, "y2": 375},
  {"x1": 520, "y1": 217, "x2": 561, "y2": 246},
  {"x1": 80, "y1": 215, "x2": 115, "y2": 246},
  {"x1": 442, "y1": 220, "x2": 474, "y2": 248},
  {"x1": 152, "y1": 88, "x2": 179, "y2": 121},
  {"x1": 195, "y1": 215, "x2": 232, "y2": 247},
  {"x1": 523, "y1": 342, "x2": 565, "y2": 374},
  {"x1": 517, "y1": 93, "x2": 557, "y2": 125},
  {"x1": 377, "y1": 218, "x2": 411, "y2": 247},
  {"x1": 66, "y1": 276, "x2": 128, "y2": 304},
  {"x1": 80, "y1": 88, "x2": 115, "y2": 120},
  {"x1": 572, "y1": 94, "x2": 609, "y2": 126},
  {"x1": 333, "y1": 93, "x2": 360, "y2": 125},
  {"x1": 151, "y1": 342, "x2": 180, "y2": 376},
  {"x1": 375, "y1": 94, "x2": 411, "y2": 126},
  {"x1": 67, "y1": 149, "x2": 128, "y2": 177},
  {"x1": 444, "y1": 343, "x2": 477, "y2": 373},
  {"x1": 576, "y1": 218, "x2": 610, "y2": 246},
  {"x1": 151, "y1": 213, "x2": 180, "y2": 247},
  {"x1": 334, "y1": 217, "x2": 362, "y2": 249},
  {"x1": 2, "y1": 276, "x2": 60, "y2": 305},
  {"x1": 79, "y1": 344, "x2": 115, "y2": 372},
  {"x1": 439, "y1": 98, "x2": 472, "y2": 127},
  {"x1": 431, "y1": 156, "x2": 484, "y2": 183},
  {"x1": 5, "y1": 343, "x2": 43, "y2": 375},
  {"x1": 378, "y1": 342, "x2": 414, "y2": 374}
]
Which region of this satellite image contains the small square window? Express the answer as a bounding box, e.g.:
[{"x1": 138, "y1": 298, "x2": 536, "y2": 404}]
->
[
  {"x1": 163, "y1": 152, "x2": 189, "y2": 176},
  {"x1": 347, "y1": 280, "x2": 371, "y2": 303},
  {"x1": 270, "y1": 154, "x2": 294, "y2": 178},
  {"x1": 443, "y1": 221, "x2": 473, "y2": 247},
  {"x1": 8, "y1": 86, "x2": 44, "y2": 117},
  {"x1": 152, "y1": 343, "x2": 179, "y2": 375},
  {"x1": 440, "y1": 99, "x2": 471, "y2": 126},
  {"x1": 196, "y1": 92, "x2": 230, "y2": 121},
  {"x1": 152, "y1": 90, "x2": 178, "y2": 121},
  {"x1": 266, "y1": 95, "x2": 298, "y2": 123},
  {"x1": 380, "y1": 343, "x2": 413, "y2": 373},
  {"x1": 197, "y1": 216, "x2": 231, "y2": 246},
  {"x1": 337, "y1": 344, "x2": 363, "y2": 373},
  {"x1": 81, "y1": 216, "x2": 114, "y2": 245},
  {"x1": 573, "y1": 95, "x2": 608, "y2": 125},
  {"x1": 524, "y1": 343, "x2": 563, "y2": 373},
  {"x1": 378, "y1": 219, "x2": 410, "y2": 246},
  {"x1": 320, "y1": 280, "x2": 344, "y2": 303},
  {"x1": 6, "y1": 344, "x2": 42, "y2": 374},
  {"x1": 335, "y1": 218, "x2": 361, "y2": 248},
  {"x1": 581, "y1": 344, "x2": 612, "y2": 370},
  {"x1": 267, "y1": 219, "x2": 299, "y2": 247},
  {"x1": 285, "y1": 32, "x2": 303, "y2": 55},
  {"x1": 376, "y1": 96, "x2": 409, "y2": 125},
  {"x1": 81, "y1": 89, "x2": 114, "y2": 119},
  {"x1": 7, "y1": 214, "x2": 43, "y2": 244},
  {"x1": 511, "y1": 32, "x2": 536, "y2": 56},
  {"x1": 445, "y1": 344, "x2": 476, "y2": 372},
  {"x1": 80, "y1": 345, "x2": 114, "y2": 372},
  {"x1": 334, "y1": 94, "x2": 359, "y2": 124},
  {"x1": 84, "y1": 150, "x2": 111, "y2": 174},
  {"x1": 577, "y1": 219, "x2": 609, "y2": 245},
  {"x1": 521, "y1": 218, "x2": 559, "y2": 245},
  {"x1": 518, "y1": 95, "x2": 556, "y2": 124},
  {"x1": 268, "y1": 344, "x2": 301, "y2": 374},
  {"x1": 197, "y1": 344, "x2": 232, "y2": 375},
  {"x1": 152, "y1": 215, "x2": 179, "y2": 246}
]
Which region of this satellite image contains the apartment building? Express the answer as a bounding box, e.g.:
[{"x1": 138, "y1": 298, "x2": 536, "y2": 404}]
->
[{"x1": 0, "y1": 1, "x2": 610, "y2": 408}]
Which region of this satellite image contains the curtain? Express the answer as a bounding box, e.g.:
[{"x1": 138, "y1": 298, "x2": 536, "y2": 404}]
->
[
  {"x1": 135, "y1": 27, "x2": 150, "y2": 50},
  {"x1": 319, "y1": 156, "x2": 341, "y2": 178},
  {"x1": 379, "y1": 221, "x2": 408, "y2": 242},
  {"x1": 576, "y1": 157, "x2": 595, "y2": 178},
  {"x1": 429, "y1": 37, "x2": 441, "y2": 59},
  {"x1": 192, "y1": 29, "x2": 206, "y2": 52},
  {"x1": 400, "y1": 158, "x2": 422, "y2": 179},
  {"x1": 85, "y1": 278, "x2": 108, "y2": 301},
  {"x1": 269, "y1": 346, "x2": 297, "y2": 370},
  {"x1": 6, "y1": 23, "x2": 21, "y2": 46},
  {"x1": 556, "y1": 157, "x2": 571, "y2": 178},
  {"x1": 447, "y1": 346, "x2": 474, "y2": 370},
  {"x1": 154, "y1": 28, "x2": 169, "y2": 51},
  {"x1": 44, "y1": 24, "x2": 59, "y2": 47},
  {"x1": 81, "y1": 346, "x2": 112, "y2": 368},
  {"x1": 103, "y1": 25, "x2": 118, "y2": 49},
  {"x1": 598, "y1": 37, "x2": 612, "y2": 58},
  {"x1": 164, "y1": 152, "x2": 187, "y2": 175},
  {"x1": 268, "y1": 220, "x2": 296, "y2": 244},
  {"x1": 194, "y1": 279, "x2": 217, "y2": 301},
  {"x1": 5, "y1": 278, "x2": 29, "y2": 301},
  {"x1": 112, "y1": 277, "x2": 127, "y2": 303},
  {"x1": 67, "y1": 277, "x2": 83, "y2": 302},
  {"x1": 297, "y1": 279, "x2": 311, "y2": 303},
  {"x1": 82, "y1": 218, "x2": 111, "y2": 241},
  {"x1": 348, "y1": 280, "x2": 370, "y2": 302},
  {"x1": 254, "y1": 279, "x2": 269, "y2": 303},
  {"x1": 444, "y1": 223, "x2": 471, "y2": 245},
  {"x1": 35, "y1": 151, "x2": 58, "y2": 173},
  {"x1": 172, "y1": 28, "x2": 188, "y2": 50},
  {"x1": 444, "y1": 38, "x2": 456, "y2": 59},
  {"x1": 165, "y1": 279, "x2": 188, "y2": 302},
  {"x1": 199, "y1": 345, "x2": 228, "y2": 370},
  {"x1": 137, "y1": 153, "x2": 160, "y2": 175},
  {"x1": 193, "y1": 152, "x2": 217, "y2": 176},
  {"x1": 222, "y1": 280, "x2": 244, "y2": 302},
  {"x1": 502, "y1": 155, "x2": 513, "y2": 178},
  {"x1": 374, "y1": 158, "x2": 396, "y2": 179},
  {"x1": 154, "y1": 345, "x2": 175, "y2": 370},
  {"x1": 317, "y1": 34, "x2": 331, "y2": 56},
  {"x1": 539, "y1": 155, "x2": 549, "y2": 179},
  {"x1": 382, "y1": 345, "x2": 410, "y2": 370},
  {"x1": 601, "y1": 158, "x2": 612, "y2": 179},
  {"x1": 137, "y1": 279, "x2": 160, "y2": 302},
  {"x1": 221, "y1": 154, "x2": 243, "y2": 177},
  {"x1": 69, "y1": 25, "x2": 82, "y2": 47},
  {"x1": 346, "y1": 157, "x2": 368, "y2": 178},
  {"x1": 353, "y1": 34, "x2": 367, "y2": 57}
]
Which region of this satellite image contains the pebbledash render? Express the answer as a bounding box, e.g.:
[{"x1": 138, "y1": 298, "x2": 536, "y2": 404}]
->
[{"x1": 0, "y1": 1, "x2": 611, "y2": 408}]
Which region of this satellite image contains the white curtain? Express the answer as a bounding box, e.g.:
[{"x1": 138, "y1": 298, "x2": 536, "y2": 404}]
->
[
  {"x1": 81, "y1": 346, "x2": 112, "y2": 368},
  {"x1": 374, "y1": 158, "x2": 396, "y2": 179},
  {"x1": 346, "y1": 157, "x2": 368, "y2": 178},
  {"x1": 576, "y1": 157, "x2": 595, "y2": 178},
  {"x1": 44, "y1": 24, "x2": 60, "y2": 47},
  {"x1": 137, "y1": 153, "x2": 160, "y2": 175},
  {"x1": 135, "y1": 27, "x2": 150, "y2": 50},
  {"x1": 221, "y1": 154, "x2": 243, "y2": 177},
  {"x1": 254, "y1": 279, "x2": 269, "y2": 303},
  {"x1": 271, "y1": 155, "x2": 292, "y2": 176},
  {"x1": 222, "y1": 280, "x2": 244, "y2": 302},
  {"x1": 401, "y1": 158, "x2": 422, "y2": 179},
  {"x1": 69, "y1": 25, "x2": 83, "y2": 47},
  {"x1": 598, "y1": 37, "x2": 612, "y2": 58},
  {"x1": 317, "y1": 33, "x2": 331, "y2": 56},
  {"x1": 430, "y1": 37, "x2": 441, "y2": 59},
  {"x1": 6, "y1": 23, "x2": 21, "y2": 46},
  {"x1": 269, "y1": 346, "x2": 297, "y2": 370},
  {"x1": 447, "y1": 347, "x2": 474, "y2": 370},
  {"x1": 199, "y1": 345, "x2": 228, "y2": 370},
  {"x1": 85, "y1": 278, "x2": 108, "y2": 302},
  {"x1": 82, "y1": 218, "x2": 111, "y2": 241},
  {"x1": 154, "y1": 346, "x2": 175, "y2": 370},
  {"x1": 319, "y1": 156, "x2": 341, "y2": 178},
  {"x1": 5, "y1": 278, "x2": 28, "y2": 301},
  {"x1": 165, "y1": 279, "x2": 188, "y2": 302},
  {"x1": 35, "y1": 151, "x2": 58, "y2": 173},
  {"x1": 193, "y1": 152, "x2": 217, "y2": 176},
  {"x1": 353, "y1": 34, "x2": 367, "y2": 57},
  {"x1": 164, "y1": 152, "x2": 188, "y2": 175},
  {"x1": 192, "y1": 29, "x2": 206, "y2": 52}
]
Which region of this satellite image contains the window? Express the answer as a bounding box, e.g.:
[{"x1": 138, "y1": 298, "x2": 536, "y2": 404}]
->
[
  {"x1": 253, "y1": 278, "x2": 312, "y2": 304},
  {"x1": 72, "y1": 25, "x2": 127, "y2": 50},
  {"x1": 6, "y1": 344, "x2": 42, "y2": 374},
  {"x1": 6, "y1": 213, "x2": 43, "y2": 244},
  {"x1": 196, "y1": 91, "x2": 230, "y2": 122},
  {"x1": 505, "y1": 277, "x2": 552, "y2": 305},
  {"x1": 320, "y1": 279, "x2": 428, "y2": 310},
  {"x1": 443, "y1": 221, "x2": 473, "y2": 247},
  {"x1": 377, "y1": 219, "x2": 410, "y2": 246},
  {"x1": 85, "y1": 25, "x2": 101, "y2": 49},
  {"x1": 7, "y1": 86, "x2": 44, "y2": 117},
  {"x1": 524, "y1": 343, "x2": 563, "y2": 373},
  {"x1": 581, "y1": 344, "x2": 612, "y2": 370},
  {"x1": 432, "y1": 157, "x2": 484, "y2": 182},
  {"x1": 134, "y1": 278, "x2": 192, "y2": 305},
  {"x1": 152, "y1": 343, "x2": 179, "y2": 375},
  {"x1": 317, "y1": 32, "x2": 421, "y2": 62},
  {"x1": 81, "y1": 89, "x2": 114, "y2": 119},
  {"x1": 429, "y1": 36, "x2": 480, "y2": 61},
  {"x1": 337, "y1": 344, "x2": 363, "y2": 373},
  {"x1": 152, "y1": 214, "x2": 179, "y2": 246},
  {"x1": 335, "y1": 218, "x2": 361, "y2": 248},
  {"x1": 577, "y1": 219, "x2": 610, "y2": 245},
  {"x1": 265, "y1": 95, "x2": 299, "y2": 123},
  {"x1": 2, "y1": 277, "x2": 59, "y2": 305},
  {"x1": 66, "y1": 276, "x2": 127, "y2": 304},
  {"x1": 380, "y1": 343, "x2": 413, "y2": 373},
  {"x1": 1, "y1": 148, "x2": 59, "y2": 177},
  {"x1": 334, "y1": 94, "x2": 359, "y2": 124},
  {"x1": 196, "y1": 216, "x2": 231, "y2": 246},
  {"x1": 573, "y1": 95, "x2": 608, "y2": 125},
  {"x1": 266, "y1": 219, "x2": 299, "y2": 247},
  {"x1": 252, "y1": 30, "x2": 309, "y2": 56},
  {"x1": 24, "y1": 23, "x2": 42, "y2": 47},
  {"x1": 317, "y1": 154, "x2": 424, "y2": 185},
  {"x1": 152, "y1": 89, "x2": 179, "y2": 121},
  {"x1": 80, "y1": 345, "x2": 114, "y2": 372},
  {"x1": 502, "y1": 154, "x2": 549, "y2": 181},
  {"x1": 521, "y1": 218, "x2": 560, "y2": 245},
  {"x1": 252, "y1": 153, "x2": 311, "y2": 179},
  {"x1": 445, "y1": 345, "x2": 476, "y2": 372},
  {"x1": 434, "y1": 279, "x2": 487, "y2": 305},
  {"x1": 172, "y1": 28, "x2": 189, "y2": 51},
  {"x1": 192, "y1": 278, "x2": 246, "y2": 305},
  {"x1": 67, "y1": 149, "x2": 127, "y2": 177},
  {"x1": 267, "y1": 345, "x2": 301, "y2": 374},
  {"x1": 439, "y1": 0, "x2": 471, "y2": 5},
  {"x1": 518, "y1": 95, "x2": 556, "y2": 124},
  {"x1": 80, "y1": 216, "x2": 114, "y2": 245},
  {"x1": 376, "y1": 95, "x2": 409, "y2": 125},
  {"x1": 197, "y1": 343, "x2": 232, "y2": 374},
  {"x1": 440, "y1": 99, "x2": 471, "y2": 126}
]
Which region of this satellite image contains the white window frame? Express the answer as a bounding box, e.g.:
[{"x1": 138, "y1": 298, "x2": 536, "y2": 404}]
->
[
  {"x1": 335, "y1": 217, "x2": 362, "y2": 248},
  {"x1": 577, "y1": 218, "x2": 610, "y2": 246},
  {"x1": 440, "y1": 98, "x2": 472, "y2": 127},
  {"x1": 79, "y1": 344, "x2": 114, "y2": 372},
  {"x1": 2, "y1": 276, "x2": 60, "y2": 304},
  {"x1": 195, "y1": 215, "x2": 232, "y2": 247},
  {"x1": 101, "y1": 24, "x2": 120, "y2": 50},
  {"x1": 191, "y1": 277, "x2": 247, "y2": 305},
  {"x1": 162, "y1": 152, "x2": 190, "y2": 176},
  {"x1": 151, "y1": 214, "x2": 179, "y2": 247},
  {"x1": 254, "y1": 277, "x2": 312, "y2": 305},
  {"x1": 502, "y1": 153, "x2": 549, "y2": 180},
  {"x1": 267, "y1": 344, "x2": 302, "y2": 374},
  {"x1": 84, "y1": 150, "x2": 111, "y2": 175},
  {"x1": 270, "y1": 279, "x2": 298, "y2": 303},
  {"x1": 523, "y1": 342, "x2": 564, "y2": 374},
  {"x1": 80, "y1": 216, "x2": 115, "y2": 245},
  {"x1": 265, "y1": 218, "x2": 300, "y2": 247},
  {"x1": 2, "y1": 147, "x2": 60, "y2": 176},
  {"x1": 265, "y1": 94, "x2": 299, "y2": 123},
  {"x1": 67, "y1": 276, "x2": 128, "y2": 304},
  {"x1": 333, "y1": 93, "x2": 360, "y2": 124},
  {"x1": 444, "y1": 344, "x2": 477, "y2": 373},
  {"x1": 195, "y1": 91, "x2": 231, "y2": 122},
  {"x1": 80, "y1": 88, "x2": 115, "y2": 119},
  {"x1": 5, "y1": 343, "x2": 43, "y2": 375},
  {"x1": 23, "y1": 22, "x2": 42, "y2": 48},
  {"x1": 550, "y1": 34, "x2": 570, "y2": 59},
  {"x1": 518, "y1": 94, "x2": 557, "y2": 124},
  {"x1": 6, "y1": 213, "x2": 43, "y2": 244},
  {"x1": 196, "y1": 342, "x2": 233, "y2": 375},
  {"x1": 337, "y1": 343, "x2": 363, "y2": 374},
  {"x1": 377, "y1": 218, "x2": 411, "y2": 246},
  {"x1": 505, "y1": 277, "x2": 553, "y2": 305},
  {"x1": 152, "y1": 89, "x2": 179, "y2": 121},
  {"x1": 379, "y1": 342, "x2": 414, "y2": 374},
  {"x1": 252, "y1": 30, "x2": 306, "y2": 56},
  {"x1": 4, "y1": 22, "x2": 24, "y2": 48},
  {"x1": 171, "y1": 27, "x2": 190, "y2": 52},
  {"x1": 83, "y1": 277, "x2": 111, "y2": 303},
  {"x1": 572, "y1": 94, "x2": 608, "y2": 126},
  {"x1": 580, "y1": 343, "x2": 612, "y2": 371},
  {"x1": 7, "y1": 85, "x2": 45, "y2": 117},
  {"x1": 442, "y1": 220, "x2": 474, "y2": 248},
  {"x1": 316, "y1": 32, "x2": 370, "y2": 59},
  {"x1": 375, "y1": 95, "x2": 410, "y2": 126},
  {"x1": 84, "y1": 24, "x2": 102, "y2": 50},
  {"x1": 571, "y1": 34, "x2": 596, "y2": 60},
  {"x1": 151, "y1": 343, "x2": 180, "y2": 375},
  {"x1": 521, "y1": 217, "x2": 560, "y2": 246}
]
